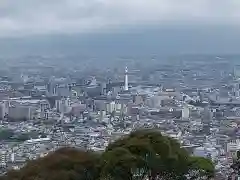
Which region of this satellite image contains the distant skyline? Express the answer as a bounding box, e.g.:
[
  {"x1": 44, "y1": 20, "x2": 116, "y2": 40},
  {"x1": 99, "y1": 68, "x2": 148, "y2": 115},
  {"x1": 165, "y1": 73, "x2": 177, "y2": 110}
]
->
[{"x1": 1, "y1": 1, "x2": 240, "y2": 56}]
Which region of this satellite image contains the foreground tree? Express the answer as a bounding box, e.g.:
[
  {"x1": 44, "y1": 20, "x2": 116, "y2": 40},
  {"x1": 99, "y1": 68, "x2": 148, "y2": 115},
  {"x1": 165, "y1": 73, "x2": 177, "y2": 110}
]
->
[
  {"x1": 2, "y1": 147, "x2": 100, "y2": 180},
  {"x1": 187, "y1": 156, "x2": 214, "y2": 180},
  {"x1": 1, "y1": 129, "x2": 214, "y2": 180},
  {"x1": 103, "y1": 129, "x2": 214, "y2": 180}
]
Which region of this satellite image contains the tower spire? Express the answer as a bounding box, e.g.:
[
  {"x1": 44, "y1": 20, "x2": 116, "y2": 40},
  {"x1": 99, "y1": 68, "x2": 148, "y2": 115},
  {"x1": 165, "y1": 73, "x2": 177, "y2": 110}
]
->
[{"x1": 124, "y1": 66, "x2": 129, "y2": 91}]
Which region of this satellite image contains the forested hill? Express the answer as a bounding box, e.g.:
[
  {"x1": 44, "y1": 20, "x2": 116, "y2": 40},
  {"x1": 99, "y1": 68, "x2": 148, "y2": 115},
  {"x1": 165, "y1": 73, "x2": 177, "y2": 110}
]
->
[{"x1": 1, "y1": 129, "x2": 214, "y2": 180}]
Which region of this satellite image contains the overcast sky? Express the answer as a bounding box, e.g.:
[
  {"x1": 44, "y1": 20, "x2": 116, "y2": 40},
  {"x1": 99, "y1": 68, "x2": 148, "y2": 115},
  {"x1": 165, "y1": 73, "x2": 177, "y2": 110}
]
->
[{"x1": 0, "y1": 0, "x2": 240, "y2": 37}]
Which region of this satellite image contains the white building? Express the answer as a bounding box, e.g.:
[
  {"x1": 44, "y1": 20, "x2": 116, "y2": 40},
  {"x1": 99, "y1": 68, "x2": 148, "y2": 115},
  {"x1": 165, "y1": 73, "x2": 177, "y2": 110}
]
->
[
  {"x1": 11, "y1": 153, "x2": 15, "y2": 163},
  {"x1": 182, "y1": 106, "x2": 190, "y2": 120},
  {"x1": 99, "y1": 110, "x2": 106, "y2": 121},
  {"x1": 106, "y1": 101, "x2": 116, "y2": 114},
  {"x1": 227, "y1": 139, "x2": 240, "y2": 157},
  {"x1": 115, "y1": 103, "x2": 122, "y2": 112},
  {"x1": 0, "y1": 150, "x2": 6, "y2": 167},
  {"x1": 25, "y1": 137, "x2": 51, "y2": 144}
]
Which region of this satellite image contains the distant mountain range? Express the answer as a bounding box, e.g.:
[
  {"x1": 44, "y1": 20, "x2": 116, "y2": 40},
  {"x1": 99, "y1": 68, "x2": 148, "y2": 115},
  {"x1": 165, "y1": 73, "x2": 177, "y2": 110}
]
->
[{"x1": 0, "y1": 25, "x2": 240, "y2": 57}]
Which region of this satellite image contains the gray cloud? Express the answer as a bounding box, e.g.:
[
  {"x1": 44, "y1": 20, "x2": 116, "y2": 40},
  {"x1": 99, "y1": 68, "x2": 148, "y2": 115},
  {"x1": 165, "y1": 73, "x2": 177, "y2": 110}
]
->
[{"x1": 0, "y1": 0, "x2": 240, "y2": 37}]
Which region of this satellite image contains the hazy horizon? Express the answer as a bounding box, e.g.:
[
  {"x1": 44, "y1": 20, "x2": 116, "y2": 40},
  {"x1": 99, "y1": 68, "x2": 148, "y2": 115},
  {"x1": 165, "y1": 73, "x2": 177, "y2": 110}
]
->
[{"x1": 0, "y1": 25, "x2": 240, "y2": 57}]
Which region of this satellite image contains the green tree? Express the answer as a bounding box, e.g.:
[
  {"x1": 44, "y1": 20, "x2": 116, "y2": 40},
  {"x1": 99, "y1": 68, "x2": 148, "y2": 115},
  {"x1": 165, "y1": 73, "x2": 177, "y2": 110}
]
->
[
  {"x1": 104, "y1": 129, "x2": 213, "y2": 180},
  {"x1": 3, "y1": 147, "x2": 100, "y2": 180},
  {"x1": 100, "y1": 147, "x2": 144, "y2": 180},
  {"x1": 0, "y1": 128, "x2": 14, "y2": 140},
  {"x1": 187, "y1": 156, "x2": 214, "y2": 179},
  {"x1": 2, "y1": 129, "x2": 214, "y2": 180}
]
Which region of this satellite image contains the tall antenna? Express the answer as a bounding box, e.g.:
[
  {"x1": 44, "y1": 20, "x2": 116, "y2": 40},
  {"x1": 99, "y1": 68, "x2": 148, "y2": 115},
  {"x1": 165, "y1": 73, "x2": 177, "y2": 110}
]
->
[{"x1": 124, "y1": 66, "x2": 129, "y2": 91}]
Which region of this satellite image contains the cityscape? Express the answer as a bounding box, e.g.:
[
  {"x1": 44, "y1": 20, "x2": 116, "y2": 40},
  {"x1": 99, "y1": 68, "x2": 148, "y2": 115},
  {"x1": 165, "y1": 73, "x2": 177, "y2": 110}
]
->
[
  {"x1": 1, "y1": 1, "x2": 240, "y2": 179},
  {"x1": 0, "y1": 55, "x2": 239, "y2": 179}
]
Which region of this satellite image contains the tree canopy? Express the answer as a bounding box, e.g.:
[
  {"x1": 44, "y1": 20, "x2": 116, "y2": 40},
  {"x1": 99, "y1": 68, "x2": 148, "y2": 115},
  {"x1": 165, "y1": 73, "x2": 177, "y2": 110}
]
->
[
  {"x1": 0, "y1": 128, "x2": 14, "y2": 140},
  {"x1": 1, "y1": 129, "x2": 214, "y2": 180}
]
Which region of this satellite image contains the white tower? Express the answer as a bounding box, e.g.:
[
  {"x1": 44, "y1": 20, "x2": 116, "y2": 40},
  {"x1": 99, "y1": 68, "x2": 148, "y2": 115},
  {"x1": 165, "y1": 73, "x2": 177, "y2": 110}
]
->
[{"x1": 124, "y1": 66, "x2": 129, "y2": 91}]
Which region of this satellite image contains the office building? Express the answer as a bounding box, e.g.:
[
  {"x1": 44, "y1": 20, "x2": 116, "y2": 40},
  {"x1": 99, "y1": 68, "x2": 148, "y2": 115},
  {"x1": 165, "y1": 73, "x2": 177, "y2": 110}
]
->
[
  {"x1": 106, "y1": 101, "x2": 116, "y2": 114},
  {"x1": 55, "y1": 97, "x2": 72, "y2": 113},
  {"x1": 8, "y1": 105, "x2": 36, "y2": 121}
]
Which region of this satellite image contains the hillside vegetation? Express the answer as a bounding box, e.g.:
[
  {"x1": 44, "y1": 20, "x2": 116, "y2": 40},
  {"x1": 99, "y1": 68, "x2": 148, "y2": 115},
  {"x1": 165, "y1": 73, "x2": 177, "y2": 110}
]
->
[{"x1": 1, "y1": 129, "x2": 214, "y2": 180}]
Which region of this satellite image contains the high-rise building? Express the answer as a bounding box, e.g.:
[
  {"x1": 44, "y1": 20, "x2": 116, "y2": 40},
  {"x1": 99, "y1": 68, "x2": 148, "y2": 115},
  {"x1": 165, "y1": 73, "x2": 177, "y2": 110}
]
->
[
  {"x1": 234, "y1": 65, "x2": 240, "y2": 80},
  {"x1": 40, "y1": 101, "x2": 50, "y2": 119},
  {"x1": 202, "y1": 106, "x2": 213, "y2": 126},
  {"x1": 100, "y1": 82, "x2": 107, "y2": 95},
  {"x1": 99, "y1": 110, "x2": 106, "y2": 122},
  {"x1": 47, "y1": 78, "x2": 58, "y2": 96}
]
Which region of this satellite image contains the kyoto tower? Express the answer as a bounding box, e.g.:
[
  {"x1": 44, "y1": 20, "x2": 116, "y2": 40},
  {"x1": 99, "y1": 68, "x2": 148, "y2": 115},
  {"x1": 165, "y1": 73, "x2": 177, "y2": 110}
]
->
[{"x1": 124, "y1": 66, "x2": 129, "y2": 91}]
